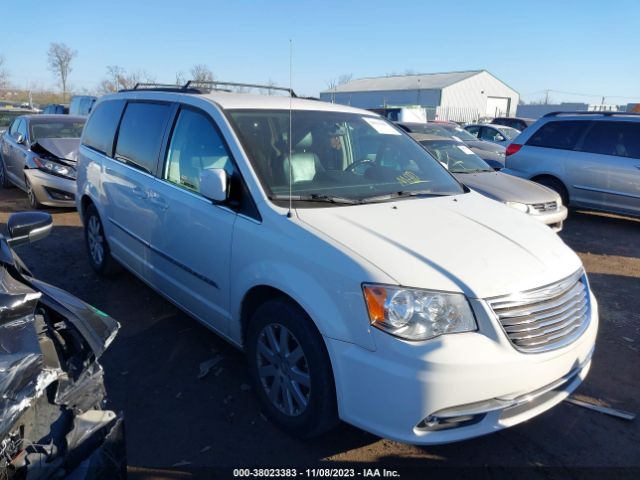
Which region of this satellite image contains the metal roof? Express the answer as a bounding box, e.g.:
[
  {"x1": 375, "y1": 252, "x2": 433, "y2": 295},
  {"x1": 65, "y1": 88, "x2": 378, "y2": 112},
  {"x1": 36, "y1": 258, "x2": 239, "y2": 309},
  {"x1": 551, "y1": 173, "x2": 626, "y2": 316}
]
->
[{"x1": 322, "y1": 70, "x2": 483, "y2": 93}]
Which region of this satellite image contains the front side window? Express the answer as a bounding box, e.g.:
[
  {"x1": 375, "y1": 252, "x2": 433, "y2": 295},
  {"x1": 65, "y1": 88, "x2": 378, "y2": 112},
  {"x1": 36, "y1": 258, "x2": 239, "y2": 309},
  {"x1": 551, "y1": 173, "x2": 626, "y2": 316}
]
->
[
  {"x1": 29, "y1": 119, "x2": 85, "y2": 142},
  {"x1": 16, "y1": 120, "x2": 28, "y2": 140},
  {"x1": 526, "y1": 120, "x2": 588, "y2": 150},
  {"x1": 465, "y1": 125, "x2": 480, "y2": 137},
  {"x1": 494, "y1": 125, "x2": 520, "y2": 140},
  {"x1": 580, "y1": 121, "x2": 640, "y2": 159},
  {"x1": 227, "y1": 110, "x2": 463, "y2": 205},
  {"x1": 115, "y1": 102, "x2": 172, "y2": 174},
  {"x1": 480, "y1": 127, "x2": 503, "y2": 142},
  {"x1": 164, "y1": 108, "x2": 234, "y2": 192}
]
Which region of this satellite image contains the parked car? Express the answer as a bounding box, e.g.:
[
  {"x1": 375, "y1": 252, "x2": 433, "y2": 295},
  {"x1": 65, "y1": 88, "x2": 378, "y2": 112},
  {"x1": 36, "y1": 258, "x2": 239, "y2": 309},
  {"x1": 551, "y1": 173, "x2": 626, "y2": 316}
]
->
[
  {"x1": 396, "y1": 121, "x2": 506, "y2": 169},
  {"x1": 76, "y1": 85, "x2": 597, "y2": 445},
  {"x1": 0, "y1": 211, "x2": 124, "y2": 478},
  {"x1": 410, "y1": 133, "x2": 567, "y2": 231},
  {"x1": 502, "y1": 111, "x2": 640, "y2": 217},
  {"x1": 41, "y1": 104, "x2": 69, "y2": 115},
  {"x1": 464, "y1": 123, "x2": 521, "y2": 146},
  {"x1": 69, "y1": 95, "x2": 98, "y2": 116},
  {"x1": 0, "y1": 114, "x2": 85, "y2": 208},
  {"x1": 491, "y1": 117, "x2": 535, "y2": 131}
]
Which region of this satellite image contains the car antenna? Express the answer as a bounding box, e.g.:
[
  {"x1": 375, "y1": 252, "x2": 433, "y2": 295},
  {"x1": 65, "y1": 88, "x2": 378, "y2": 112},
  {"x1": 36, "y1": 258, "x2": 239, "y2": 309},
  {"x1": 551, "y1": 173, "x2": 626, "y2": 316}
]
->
[{"x1": 287, "y1": 39, "x2": 294, "y2": 218}]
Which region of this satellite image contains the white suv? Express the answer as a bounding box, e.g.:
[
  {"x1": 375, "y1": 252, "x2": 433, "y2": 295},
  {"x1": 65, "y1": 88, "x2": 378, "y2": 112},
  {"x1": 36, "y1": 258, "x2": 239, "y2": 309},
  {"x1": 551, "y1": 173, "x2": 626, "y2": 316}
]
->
[{"x1": 76, "y1": 82, "x2": 598, "y2": 444}]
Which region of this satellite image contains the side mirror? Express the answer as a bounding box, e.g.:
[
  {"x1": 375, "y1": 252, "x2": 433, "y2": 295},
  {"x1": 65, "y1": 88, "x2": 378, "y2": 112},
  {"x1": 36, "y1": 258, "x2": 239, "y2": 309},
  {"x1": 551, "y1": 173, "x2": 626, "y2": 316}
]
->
[
  {"x1": 495, "y1": 134, "x2": 506, "y2": 142},
  {"x1": 199, "y1": 168, "x2": 228, "y2": 202},
  {"x1": 7, "y1": 211, "x2": 52, "y2": 246},
  {"x1": 15, "y1": 133, "x2": 25, "y2": 144}
]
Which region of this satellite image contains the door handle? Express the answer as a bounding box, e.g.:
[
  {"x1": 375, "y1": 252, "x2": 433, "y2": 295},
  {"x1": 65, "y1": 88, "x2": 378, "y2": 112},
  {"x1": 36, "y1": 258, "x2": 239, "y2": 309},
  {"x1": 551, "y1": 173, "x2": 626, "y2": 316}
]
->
[
  {"x1": 131, "y1": 186, "x2": 148, "y2": 200},
  {"x1": 148, "y1": 191, "x2": 168, "y2": 210}
]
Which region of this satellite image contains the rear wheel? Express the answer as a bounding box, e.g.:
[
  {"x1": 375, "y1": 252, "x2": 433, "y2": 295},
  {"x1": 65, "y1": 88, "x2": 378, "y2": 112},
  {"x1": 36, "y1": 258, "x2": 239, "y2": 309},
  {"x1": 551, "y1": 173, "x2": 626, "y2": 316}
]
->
[
  {"x1": 25, "y1": 177, "x2": 43, "y2": 209},
  {"x1": 246, "y1": 298, "x2": 338, "y2": 438},
  {"x1": 534, "y1": 176, "x2": 569, "y2": 206},
  {"x1": 84, "y1": 204, "x2": 121, "y2": 276}
]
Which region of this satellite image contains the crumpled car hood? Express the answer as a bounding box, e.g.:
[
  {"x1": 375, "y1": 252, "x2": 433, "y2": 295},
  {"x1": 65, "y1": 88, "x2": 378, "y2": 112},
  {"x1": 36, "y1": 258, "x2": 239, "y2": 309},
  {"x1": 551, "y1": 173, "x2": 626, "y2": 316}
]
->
[
  {"x1": 31, "y1": 138, "x2": 80, "y2": 162},
  {"x1": 296, "y1": 191, "x2": 582, "y2": 299},
  {"x1": 0, "y1": 246, "x2": 124, "y2": 478}
]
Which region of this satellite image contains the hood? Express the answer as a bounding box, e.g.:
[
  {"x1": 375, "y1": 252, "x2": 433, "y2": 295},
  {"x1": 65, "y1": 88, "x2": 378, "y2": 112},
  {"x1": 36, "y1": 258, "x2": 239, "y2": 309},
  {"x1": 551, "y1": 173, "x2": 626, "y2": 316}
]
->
[
  {"x1": 295, "y1": 192, "x2": 581, "y2": 299},
  {"x1": 454, "y1": 171, "x2": 561, "y2": 204},
  {"x1": 31, "y1": 138, "x2": 80, "y2": 162}
]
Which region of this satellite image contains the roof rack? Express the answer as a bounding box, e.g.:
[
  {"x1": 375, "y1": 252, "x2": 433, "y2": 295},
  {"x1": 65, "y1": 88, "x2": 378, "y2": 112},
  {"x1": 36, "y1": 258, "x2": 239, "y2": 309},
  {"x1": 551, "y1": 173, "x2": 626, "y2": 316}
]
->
[
  {"x1": 184, "y1": 80, "x2": 297, "y2": 97},
  {"x1": 119, "y1": 80, "x2": 296, "y2": 97},
  {"x1": 543, "y1": 111, "x2": 640, "y2": 118}
]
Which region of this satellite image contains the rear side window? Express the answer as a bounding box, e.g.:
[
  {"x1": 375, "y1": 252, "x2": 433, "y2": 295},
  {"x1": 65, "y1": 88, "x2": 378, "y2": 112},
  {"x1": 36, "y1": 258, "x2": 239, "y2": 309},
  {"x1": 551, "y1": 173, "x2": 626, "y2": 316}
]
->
[
  {"x1": 82, "y1": 100, "x2": 125, "y2": 155},
  {"x1": 580, "y1": 121, "x2": 640, "y2": 159},
  {"x1": 526, "y1": 121, "x2": 587, "y2": 150},
  {"x1": 114, "y1": 102, "x2": 172, "y2": 174}
]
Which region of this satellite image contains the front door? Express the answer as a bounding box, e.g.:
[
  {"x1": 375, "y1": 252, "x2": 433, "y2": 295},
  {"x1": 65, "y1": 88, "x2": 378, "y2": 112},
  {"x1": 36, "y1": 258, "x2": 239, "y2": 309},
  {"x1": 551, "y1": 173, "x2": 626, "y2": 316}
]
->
[{"x1": 147, "y1": 106, "x2": 237, "y2": 335}]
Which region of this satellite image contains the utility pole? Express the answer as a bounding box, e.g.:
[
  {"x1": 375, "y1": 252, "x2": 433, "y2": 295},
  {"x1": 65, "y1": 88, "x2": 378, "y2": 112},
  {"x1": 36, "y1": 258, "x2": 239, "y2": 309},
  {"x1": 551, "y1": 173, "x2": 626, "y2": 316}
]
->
[{"x1": 544, "y1": 89, "x2": 550, "y2": 105}]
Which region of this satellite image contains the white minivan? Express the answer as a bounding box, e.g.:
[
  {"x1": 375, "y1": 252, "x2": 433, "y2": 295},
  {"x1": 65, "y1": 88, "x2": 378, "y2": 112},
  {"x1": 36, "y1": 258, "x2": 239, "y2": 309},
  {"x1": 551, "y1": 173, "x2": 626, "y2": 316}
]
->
[{"x1": 76, "y1": 83, "x2": 598, "y2": 444}]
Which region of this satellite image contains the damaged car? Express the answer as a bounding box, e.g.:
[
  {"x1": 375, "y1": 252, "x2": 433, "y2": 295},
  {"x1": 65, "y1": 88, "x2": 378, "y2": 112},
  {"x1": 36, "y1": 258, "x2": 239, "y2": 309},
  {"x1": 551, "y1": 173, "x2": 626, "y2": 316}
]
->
[
  {"x1": 0, "y1": 115, "x2": 85, "y2": 208},
  {"x1": 0, "y1": 211, "x2": 124, "y2": 478}
]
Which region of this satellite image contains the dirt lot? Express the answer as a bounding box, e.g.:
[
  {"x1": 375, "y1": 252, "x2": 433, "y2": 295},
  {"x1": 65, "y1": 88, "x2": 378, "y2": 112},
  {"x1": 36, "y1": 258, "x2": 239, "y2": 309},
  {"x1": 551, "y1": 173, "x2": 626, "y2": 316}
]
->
[{"x1": 1, "y1": 187, "x2": 638, "y2": 476}]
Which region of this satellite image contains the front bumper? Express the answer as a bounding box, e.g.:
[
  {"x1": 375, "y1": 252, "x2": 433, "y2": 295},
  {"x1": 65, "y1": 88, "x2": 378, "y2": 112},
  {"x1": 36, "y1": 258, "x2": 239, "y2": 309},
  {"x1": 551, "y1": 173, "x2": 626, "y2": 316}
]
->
[
  {"x1": 326, "y1": 292, "x2": 598, "y2": 445},
  {"x1": 24, "y1": 169, "x2": 76, "y2": 207},
  {"x1": 528, "y1": 205, "x2": 568, "y2": 232}
]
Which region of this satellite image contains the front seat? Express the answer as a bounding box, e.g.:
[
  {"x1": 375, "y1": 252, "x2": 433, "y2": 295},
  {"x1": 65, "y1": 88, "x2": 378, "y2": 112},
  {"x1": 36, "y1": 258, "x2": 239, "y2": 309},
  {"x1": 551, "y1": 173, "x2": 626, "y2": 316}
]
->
[{"x1": 282, "y1": 153, "x2": 320, "y2": 184}]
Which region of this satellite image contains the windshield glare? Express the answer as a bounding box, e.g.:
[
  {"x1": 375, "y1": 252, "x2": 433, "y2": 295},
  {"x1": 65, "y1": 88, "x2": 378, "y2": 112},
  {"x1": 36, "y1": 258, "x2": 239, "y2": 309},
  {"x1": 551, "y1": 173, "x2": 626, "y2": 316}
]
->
[
  {"x1": 228, "y1": 110, "x2": 464, "y2": 204},
  {"x1": 420, "y1": 141, "x2": 493, "y2": 173},
  {"x1": 30, "y1": 120, "x2": 85, "y2": 142},
  {"x1": 495, "y1": 125, "x2": 519, "y2": 140}
]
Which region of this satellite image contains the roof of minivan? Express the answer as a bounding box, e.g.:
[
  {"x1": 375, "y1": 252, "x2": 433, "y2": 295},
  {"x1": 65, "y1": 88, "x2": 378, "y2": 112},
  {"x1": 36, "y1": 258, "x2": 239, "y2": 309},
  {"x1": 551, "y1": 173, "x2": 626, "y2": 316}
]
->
[{"x1": 109, "y1": 89, "x2": 375, "y2": 115}]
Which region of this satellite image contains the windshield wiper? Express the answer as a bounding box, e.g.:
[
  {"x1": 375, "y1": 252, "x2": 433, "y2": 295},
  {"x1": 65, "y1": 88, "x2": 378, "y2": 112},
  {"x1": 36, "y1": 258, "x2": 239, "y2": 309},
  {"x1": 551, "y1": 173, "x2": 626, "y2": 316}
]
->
[
  {"x1": 360, "y1": 190, "x2": 447, "y2": 203},
  {"x1": 270, "y1": 194, "x2": 360, "y2": 205}
]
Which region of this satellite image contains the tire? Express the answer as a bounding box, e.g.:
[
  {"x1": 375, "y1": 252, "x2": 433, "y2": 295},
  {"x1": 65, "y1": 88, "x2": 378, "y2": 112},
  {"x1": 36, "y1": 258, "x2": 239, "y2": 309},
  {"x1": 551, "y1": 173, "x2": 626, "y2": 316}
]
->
[
  {"x1": 246, "y1": 298, "x2": 338, "y2": 438},
  {"x1": 25, "y1": 176, "x2": 43, "y2": 209},
  {"x1": 84, "y1": 204, "x2": 121, "y2": 276},
  {"x1": 0, "y1": 156, "x2": 12, "y2": 188},
  {"x1": 535, "y1": 176, "x2": 569, "y2": 206}
]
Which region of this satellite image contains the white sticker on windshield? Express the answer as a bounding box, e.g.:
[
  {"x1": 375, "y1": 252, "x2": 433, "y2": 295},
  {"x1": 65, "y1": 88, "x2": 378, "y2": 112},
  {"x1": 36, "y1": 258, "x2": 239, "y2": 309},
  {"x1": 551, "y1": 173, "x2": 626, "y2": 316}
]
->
[
  {"x1": 457, "y1": 145, "x2": 475, "y2": 155},
  {"x1": 363, "y1": 117, "x2": 401, "y2": 135}
]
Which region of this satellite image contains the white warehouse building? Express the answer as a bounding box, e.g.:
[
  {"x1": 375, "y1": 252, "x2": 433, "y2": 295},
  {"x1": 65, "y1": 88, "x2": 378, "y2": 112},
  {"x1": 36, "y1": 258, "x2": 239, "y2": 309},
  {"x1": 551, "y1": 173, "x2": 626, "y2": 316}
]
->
[{"x1": 319, "y1": 70, "x2": 520, "y2": 122}]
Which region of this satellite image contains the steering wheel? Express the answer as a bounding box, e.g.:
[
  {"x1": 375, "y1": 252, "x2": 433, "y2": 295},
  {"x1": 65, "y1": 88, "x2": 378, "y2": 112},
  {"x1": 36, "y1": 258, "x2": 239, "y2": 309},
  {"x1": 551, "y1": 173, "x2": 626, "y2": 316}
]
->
[{"x1": 345, "y1": 158, "x2": 376, "y2": 174}]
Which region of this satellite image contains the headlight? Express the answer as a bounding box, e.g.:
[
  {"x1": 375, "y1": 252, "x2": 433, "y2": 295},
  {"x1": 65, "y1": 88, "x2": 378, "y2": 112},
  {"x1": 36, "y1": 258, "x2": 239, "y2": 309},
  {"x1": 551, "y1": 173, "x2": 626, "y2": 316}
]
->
[
  {"x1": 33, "y1": 156, "x2": 76, "y2": 180},
  {"x1": 363, "y1": 284, "x2": 477, "y2": 341},
  {"x1": 505, "y1": 201, "x2": 530, "y2": 213}
]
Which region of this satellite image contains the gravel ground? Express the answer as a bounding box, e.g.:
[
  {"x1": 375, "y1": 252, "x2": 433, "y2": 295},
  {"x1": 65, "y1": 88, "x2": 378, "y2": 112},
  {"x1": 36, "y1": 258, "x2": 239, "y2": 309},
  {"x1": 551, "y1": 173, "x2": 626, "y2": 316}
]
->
[{"x1": 1, "y1": 187, "x2": 638, "y2": 477}]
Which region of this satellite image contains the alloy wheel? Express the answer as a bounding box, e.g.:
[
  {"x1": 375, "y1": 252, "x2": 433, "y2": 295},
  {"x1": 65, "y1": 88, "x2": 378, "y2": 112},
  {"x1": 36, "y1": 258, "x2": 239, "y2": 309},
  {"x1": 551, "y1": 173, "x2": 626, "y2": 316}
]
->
[
  {"x1": 87, "y1": 215, "x2": 105, "y2": 267},
  {"x1": 256, "y1": 323, "x2": 311, "y2": 416}
]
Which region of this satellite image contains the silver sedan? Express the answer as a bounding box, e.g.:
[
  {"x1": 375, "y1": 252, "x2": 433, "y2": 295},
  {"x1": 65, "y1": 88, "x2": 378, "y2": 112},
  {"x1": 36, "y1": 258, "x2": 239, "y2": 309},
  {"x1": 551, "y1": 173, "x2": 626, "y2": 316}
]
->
[
  {"x1": 411, "y1": 133, "x2": 568, "y2": 231},
  {"x1": 0, "y1": 114, "x2": 84, "y2": 208}
]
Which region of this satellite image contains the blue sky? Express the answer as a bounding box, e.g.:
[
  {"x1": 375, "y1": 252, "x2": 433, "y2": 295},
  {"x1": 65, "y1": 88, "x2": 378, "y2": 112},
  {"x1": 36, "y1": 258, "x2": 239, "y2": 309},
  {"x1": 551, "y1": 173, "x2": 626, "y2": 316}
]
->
[{"x1": 2, "y1": 0, "x2": 638, "y2": 104}]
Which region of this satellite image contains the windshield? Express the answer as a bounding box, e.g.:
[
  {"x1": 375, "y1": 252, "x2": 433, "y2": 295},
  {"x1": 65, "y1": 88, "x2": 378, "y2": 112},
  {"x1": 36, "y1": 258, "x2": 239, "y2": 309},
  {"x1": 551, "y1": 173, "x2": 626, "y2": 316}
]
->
[
  {"x1": 419, "y1": 140, "x2": 493, "y2": 173},
  {"x1": 29, "y1": 119, "x2": 85, "y2": 142},
  {"x1": 438, "y1": 125, "x2": 478, "y2": 142},
  {"x1": 494, "y1": 125, "x2": 520, "y2": 140},
  {"x1": 228, "y1": 110, "x2": 464, "y2": 204}
]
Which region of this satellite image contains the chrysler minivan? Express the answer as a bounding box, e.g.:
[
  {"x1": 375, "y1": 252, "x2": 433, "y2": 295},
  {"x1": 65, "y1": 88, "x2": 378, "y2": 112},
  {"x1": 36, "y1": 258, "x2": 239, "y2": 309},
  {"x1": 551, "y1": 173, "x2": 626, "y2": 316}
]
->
[{"x1": 75, "y1": 83, "x2": 598, "y2": 444}]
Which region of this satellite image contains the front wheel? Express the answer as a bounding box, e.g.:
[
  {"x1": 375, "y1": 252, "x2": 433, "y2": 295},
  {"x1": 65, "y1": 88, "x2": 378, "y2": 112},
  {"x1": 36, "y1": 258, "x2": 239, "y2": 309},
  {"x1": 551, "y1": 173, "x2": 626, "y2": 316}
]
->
[
  {"x1": 246, "y1": 298, "x2": 338, "y2": 438},
  {"x1": 84, "y1": 204, "x2": 121, "y2": 276},
  {"x1": 25, "y1": 177, "x2": 43, "y2": 209},
  {"x1": 535, "y1": 177, "x2": 569, "y2": 206}
]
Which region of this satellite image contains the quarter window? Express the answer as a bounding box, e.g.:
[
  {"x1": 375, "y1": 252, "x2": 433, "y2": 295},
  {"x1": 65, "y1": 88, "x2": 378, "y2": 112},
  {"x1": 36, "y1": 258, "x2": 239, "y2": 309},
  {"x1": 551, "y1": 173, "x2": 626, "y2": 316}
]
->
[
  {"x1": 164, "y1": 108, "x2": 234, "y2": 193},
  {"x1": 82, "y1": 100, "x2": 125, "y2": 155},
  {"x1": 526, "y1": 121, "x2": 587, "y2": 150},
  {"x1": 580, "y1": 121, "x2": 640, "y2": 159},
  {"x1": 115, "y1": 102, "x2": 172, "y2": 174}
]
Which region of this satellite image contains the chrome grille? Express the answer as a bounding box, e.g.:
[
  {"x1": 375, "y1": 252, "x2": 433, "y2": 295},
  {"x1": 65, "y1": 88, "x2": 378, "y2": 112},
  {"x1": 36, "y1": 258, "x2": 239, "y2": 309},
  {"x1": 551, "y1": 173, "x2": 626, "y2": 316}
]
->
[
  {"x1": 530, "y1": 201, "x2": 558, "y2": 213},
  {"x1": 487, "y1": 270, "x2": 590, "y2": 353}
]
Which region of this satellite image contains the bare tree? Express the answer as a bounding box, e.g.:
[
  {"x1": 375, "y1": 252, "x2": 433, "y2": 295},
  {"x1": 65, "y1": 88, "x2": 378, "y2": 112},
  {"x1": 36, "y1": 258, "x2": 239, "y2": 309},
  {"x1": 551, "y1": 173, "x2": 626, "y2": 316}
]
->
[
  {"x1": 0, "y1": 55, "x2": 9, "y2": 89},
  {"x1": 325, "y1": 73, "x2": 353, "y2": 102},
  {"x1": 190, "y1": 64, "x2": 214, "y2": 83},
  {"x1": 47, "y1": 43, "x2": 77, "y2": 101},
  {"x1": 98, "y1": 66, "x2": 156, "y2": 93},
  {"x1": 175, "y1": 71, "x2": 186, "y2": 86}
]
